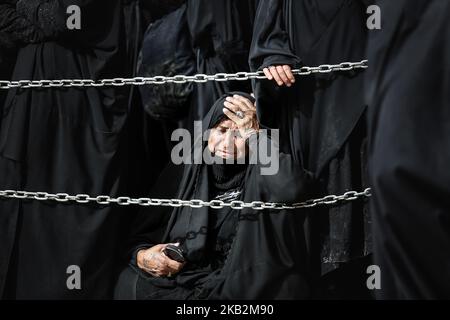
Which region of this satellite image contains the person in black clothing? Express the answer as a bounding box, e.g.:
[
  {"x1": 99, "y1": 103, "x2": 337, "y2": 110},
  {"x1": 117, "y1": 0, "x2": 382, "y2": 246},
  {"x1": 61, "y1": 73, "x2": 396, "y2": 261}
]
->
[
  {"x1": 115, "y1": 92, "x2": 316, "y2": 299},
  {"x1": 0, "y1": 0, "x2": 176, "y2": 299},
  {"x1": 135, "y1": 0, "x2": 260, "y2": 207},
  {"x1": 366, "y1": 0, "x2": 450, "y2": 299},
  {"x1": 250, "y1": 0, "x2": 372, "y2": 298},
  {"x1": 183, "y1": 0, "x2": 259, "y2": 132},
  {"x1": 0, "y1": 0, "x2": 43, "y2": 121}
]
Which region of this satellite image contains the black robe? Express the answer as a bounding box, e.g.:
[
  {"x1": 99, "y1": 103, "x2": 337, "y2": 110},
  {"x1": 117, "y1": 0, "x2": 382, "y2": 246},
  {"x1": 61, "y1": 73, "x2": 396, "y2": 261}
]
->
[
  {"x1": 135, "y1": 0, "x2": 259, "y2": 189},
  {"x1": 137, "y1": 3, "x2": 196, "y2": 121},
  {"x1": 366, "y1": 0, "x2": 450, "y2": 299},
  {"x1": 0, "y1": 0, "x2": 43, "y2": 123},
  {"x1": 0, "y1": 0, "x2": 145, "y2": 299},
  {"x1": 117, "y1": 92, "x2": 316, "y2": 300},
  {"x1": 249, "y1": 0, "x2": 372, "y2": 296},
  {"x1": 184, "y1": 0, "x2": 258, "y2": 130}
]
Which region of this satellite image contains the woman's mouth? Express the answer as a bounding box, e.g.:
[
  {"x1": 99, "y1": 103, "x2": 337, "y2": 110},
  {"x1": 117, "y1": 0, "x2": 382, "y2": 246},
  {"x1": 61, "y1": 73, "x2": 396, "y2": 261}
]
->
[{"x1": 217, "y1": 149, "x2": 236, "y2": 158}]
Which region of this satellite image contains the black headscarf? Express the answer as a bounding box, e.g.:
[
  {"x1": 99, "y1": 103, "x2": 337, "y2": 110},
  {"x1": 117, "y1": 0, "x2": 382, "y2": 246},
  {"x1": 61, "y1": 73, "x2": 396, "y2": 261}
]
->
[
  {"x1": 165, "y1": 92, "x2": 255, "y2": 263},
  {"x1": 148, "y1": 91, "x2": 315, "y2": 299}
]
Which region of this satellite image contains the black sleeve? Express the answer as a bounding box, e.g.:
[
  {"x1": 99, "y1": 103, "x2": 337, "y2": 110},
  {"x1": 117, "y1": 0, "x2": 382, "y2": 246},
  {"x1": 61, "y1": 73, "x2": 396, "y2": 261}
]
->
[
  {"x1": 125, "y1": 208, "x2": 168, "y2": 265},
  {"x1": 250, "y1": 1, "x2": 306, "y2": 161},
  {"x1": 249, "y1": 0, "x2": 300, "y2": 71},
  {"x1": 129, "y1": 245, "x2": 152, "y2": 267},
  {"x1": 124, "y1": 163, "x2": 185, "y2": 263}
]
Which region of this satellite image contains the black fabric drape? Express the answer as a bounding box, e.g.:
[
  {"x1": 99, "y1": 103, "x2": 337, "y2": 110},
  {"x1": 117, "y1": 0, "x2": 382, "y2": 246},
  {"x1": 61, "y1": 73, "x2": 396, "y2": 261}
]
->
[
  {"x1": 139, "y1": 0, "x2": 185, "y2": 23},
  {"x1": 366, "y1": 0, "x2": 450, "y2": 299},
  {"x1": 0, "y1": 0, "x2": 43, "y2": 127},
  {"x1": 138, "y1": 4, "x2": 195, "y2": 121},
  {"x1": 0, "y1": 0, "x2": 146, "y2": 299},
  {"x1": 249, "y1": 0, "x2": 371, "y2": 284},
  {"x1": 0, "y1": 0, "x2": 43, "y2": 49},
  {"x1": 183, "y1": 0, "x2": 258, "y2": 132}
]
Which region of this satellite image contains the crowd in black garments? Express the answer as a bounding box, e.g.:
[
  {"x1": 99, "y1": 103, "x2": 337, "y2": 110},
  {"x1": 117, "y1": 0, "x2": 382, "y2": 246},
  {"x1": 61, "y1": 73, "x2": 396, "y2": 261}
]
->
[{"x1": 0, "y1": 0, "x2": 449, "y2": 300}]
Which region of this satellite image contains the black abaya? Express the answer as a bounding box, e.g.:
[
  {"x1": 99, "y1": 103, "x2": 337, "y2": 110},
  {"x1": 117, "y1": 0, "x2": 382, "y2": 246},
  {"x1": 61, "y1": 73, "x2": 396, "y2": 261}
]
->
[
  {"x1": 119, "y1": 92, "x2": 316, "y2": 299},
  {"x1": 366, "y1": 0, "x2": 450, "y2": 299},
  {"x1": 0, "y1": 0, "x2": 43, "y2": 127},
  {"x1": 184, "y1": 0, "x2": 258, "y2": 129},
  {"x1": 249, "y1": 0, "x2": 372, "y2": 291},
  {"x1": 0, "y1": 0, "x2": 144, "y2": 299}
]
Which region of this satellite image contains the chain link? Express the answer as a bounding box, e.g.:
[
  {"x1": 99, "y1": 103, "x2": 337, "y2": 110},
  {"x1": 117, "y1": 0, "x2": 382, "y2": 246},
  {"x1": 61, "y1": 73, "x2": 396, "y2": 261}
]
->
[
  {"x1": 0, "y1": 188, "x2": 371, "y2": 211},
  {"x1": 0, "y1": 60, "x2": 368, "y2": 90},
  {"x1": 0, "y1": 59, "x2": 370, "y2": 209}
]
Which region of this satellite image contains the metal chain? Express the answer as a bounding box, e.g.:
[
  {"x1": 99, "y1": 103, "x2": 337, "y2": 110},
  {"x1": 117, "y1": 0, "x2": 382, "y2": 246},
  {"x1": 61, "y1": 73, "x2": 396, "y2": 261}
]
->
[
  {"x1": 0, "y1": 59, "x2": 370, "y2": 209},
  {"x1": 0, "y1": 60, "x2": 368, "y2": 90},
  {"x1": 0, "y1": 188, "x2": 371, "y2": 211}
]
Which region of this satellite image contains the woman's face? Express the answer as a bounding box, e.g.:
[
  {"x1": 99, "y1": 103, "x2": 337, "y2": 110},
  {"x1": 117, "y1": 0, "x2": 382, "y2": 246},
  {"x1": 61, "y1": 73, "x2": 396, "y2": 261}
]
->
[{"x1": 208, "y1": 119, "x2": 247, "y2": 160}]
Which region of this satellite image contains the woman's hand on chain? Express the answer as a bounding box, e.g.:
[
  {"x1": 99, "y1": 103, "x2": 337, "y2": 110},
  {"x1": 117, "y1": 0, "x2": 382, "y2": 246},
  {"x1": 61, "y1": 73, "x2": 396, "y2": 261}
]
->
[{"x1": 263, "y1": 65, "x2": 295, "y2": 87}]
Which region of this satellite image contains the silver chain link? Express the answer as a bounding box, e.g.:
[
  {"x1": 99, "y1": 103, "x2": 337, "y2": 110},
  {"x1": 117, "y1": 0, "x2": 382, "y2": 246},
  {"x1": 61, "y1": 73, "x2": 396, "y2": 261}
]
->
[
  {"x1": 0, "y1": 60, "x2": 368, "y2": 90},
  {"x1": 0, "y1": 188, "x2": 371, "y2": 211},
  {"x1": 0, "y1": 59, "x2": 370, "y2": 209}
]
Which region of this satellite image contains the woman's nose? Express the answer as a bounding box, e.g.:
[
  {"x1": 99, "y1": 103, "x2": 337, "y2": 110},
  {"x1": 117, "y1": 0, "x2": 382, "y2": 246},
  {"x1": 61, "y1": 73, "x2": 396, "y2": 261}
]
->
[{"x1": 223, "y1": 130, "x2": 235, "y2": 149}]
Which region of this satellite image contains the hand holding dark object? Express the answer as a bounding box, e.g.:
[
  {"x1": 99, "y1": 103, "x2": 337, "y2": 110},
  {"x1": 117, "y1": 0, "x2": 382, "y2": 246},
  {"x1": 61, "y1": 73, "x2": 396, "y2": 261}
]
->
[
  {"x1": 263, "y1": 65, "x2": 295, "y2": 87},
  {"x1": 137, "y1": 243, "x2": 185, "y2": 277},
  {"x1": 163, "y1": 244, "x2": 186, "y2": 263}
]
